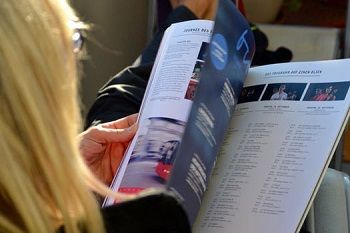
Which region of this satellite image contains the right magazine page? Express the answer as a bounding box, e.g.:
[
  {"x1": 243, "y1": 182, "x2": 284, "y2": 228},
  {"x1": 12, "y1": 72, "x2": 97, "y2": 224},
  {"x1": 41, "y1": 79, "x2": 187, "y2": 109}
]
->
[
  {"x1": 193, "y1": 59, "x2": 350, "y2": 233},
  {"x1": 167, "y1": 0, "x2": 255, "y2": 225}
]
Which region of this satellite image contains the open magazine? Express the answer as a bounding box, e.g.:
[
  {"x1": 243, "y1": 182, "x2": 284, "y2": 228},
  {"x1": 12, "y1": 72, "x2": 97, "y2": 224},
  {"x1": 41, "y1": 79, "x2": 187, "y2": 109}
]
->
[{"x1": 103, "y1": 0, "x2": 350, "y2": 232}]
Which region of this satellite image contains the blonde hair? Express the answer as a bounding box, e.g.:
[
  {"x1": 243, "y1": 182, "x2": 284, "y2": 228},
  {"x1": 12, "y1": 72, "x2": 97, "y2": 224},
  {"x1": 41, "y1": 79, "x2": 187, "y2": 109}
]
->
[{"x1": 0, "y1": 0, "x2": 114, "y2": 232}]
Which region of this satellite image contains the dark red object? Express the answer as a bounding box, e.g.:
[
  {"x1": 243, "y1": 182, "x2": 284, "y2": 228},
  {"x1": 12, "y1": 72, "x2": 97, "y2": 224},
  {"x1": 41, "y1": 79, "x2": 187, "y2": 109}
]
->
[{"x1": 155, "y1": 162, "x2": 173, "y2": 181}]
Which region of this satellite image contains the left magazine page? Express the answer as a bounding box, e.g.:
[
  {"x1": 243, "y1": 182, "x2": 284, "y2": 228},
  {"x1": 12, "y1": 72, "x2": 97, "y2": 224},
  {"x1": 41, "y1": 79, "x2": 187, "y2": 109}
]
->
[{"x1": 103, "y1": 19, "x2": 214, "y2": 206}]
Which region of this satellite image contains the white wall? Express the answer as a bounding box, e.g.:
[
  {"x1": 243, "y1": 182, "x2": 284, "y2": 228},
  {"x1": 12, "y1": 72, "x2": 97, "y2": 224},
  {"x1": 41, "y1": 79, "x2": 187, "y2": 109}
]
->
[{"x1": 71, "y1": 0, "x2": 151, "y2": 115}]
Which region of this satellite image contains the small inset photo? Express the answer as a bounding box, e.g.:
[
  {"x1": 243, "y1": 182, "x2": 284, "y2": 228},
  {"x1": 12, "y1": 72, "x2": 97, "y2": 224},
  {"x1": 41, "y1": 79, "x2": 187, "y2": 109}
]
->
[
  {"x1": 191, "y1": 60, "x2": 204, "y2": 81},
  {"x1": 303, "y1": 81, "x2": 350, "y2": 101},
  {"x1": 238, "y1": 84, "x2": 266, "y2": 104},
  {"x1": 184, "y1": 42, "x2": 209, "y2": 100},
  {"x1": 119, "y1": 117, "x2": 185, "y2": 194},
  {"x1": 197, "y1": 42, "x2": 209, "y2": 61},
  {"x1": 185, "y1": 79, "x2": 199, "y2": 100},
  {"x1": 261, "y1": 83, "x2": 307, "y2": 101}
]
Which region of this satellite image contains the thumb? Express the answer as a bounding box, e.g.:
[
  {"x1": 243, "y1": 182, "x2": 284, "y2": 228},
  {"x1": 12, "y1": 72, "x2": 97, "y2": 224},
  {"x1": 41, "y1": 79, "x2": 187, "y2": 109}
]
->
[{"x1": 90, "y1": 123, "x2": 137, "y2": 143}]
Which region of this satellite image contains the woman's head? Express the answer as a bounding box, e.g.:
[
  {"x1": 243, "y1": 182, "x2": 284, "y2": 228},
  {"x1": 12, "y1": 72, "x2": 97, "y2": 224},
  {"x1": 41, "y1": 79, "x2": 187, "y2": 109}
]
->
[{"x1": 0, "y1": 0, "x2": 105, "y2": 232}]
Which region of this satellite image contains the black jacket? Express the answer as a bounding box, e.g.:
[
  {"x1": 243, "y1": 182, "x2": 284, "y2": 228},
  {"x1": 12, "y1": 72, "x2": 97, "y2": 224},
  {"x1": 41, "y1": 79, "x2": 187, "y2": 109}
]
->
[
  {"x1": 102, "y1": 193, "x2": 191, "y2": 233},
  {"x1": 57, "y1": 193, "x2": 191, "y2": 233}
]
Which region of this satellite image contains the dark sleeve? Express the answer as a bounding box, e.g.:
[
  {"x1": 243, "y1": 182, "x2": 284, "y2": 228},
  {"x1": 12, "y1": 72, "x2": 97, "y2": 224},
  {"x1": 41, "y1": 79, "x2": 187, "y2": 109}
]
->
[
  {"x1": 101, "y1": 192, "x2": 191, "y2": 233},
  {"x1": 85, "y1": 6, "x2": 197, "y2": 129}
]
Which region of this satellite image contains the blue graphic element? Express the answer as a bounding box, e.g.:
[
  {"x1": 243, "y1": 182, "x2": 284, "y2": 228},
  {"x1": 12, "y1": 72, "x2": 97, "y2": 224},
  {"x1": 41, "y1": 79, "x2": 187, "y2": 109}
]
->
[
  {"x1": 236, "y1": 29, "x2": 250, "y2": 65},
  {"x1": 210, "y1": 33, "x2": 228, "y2": 70}
]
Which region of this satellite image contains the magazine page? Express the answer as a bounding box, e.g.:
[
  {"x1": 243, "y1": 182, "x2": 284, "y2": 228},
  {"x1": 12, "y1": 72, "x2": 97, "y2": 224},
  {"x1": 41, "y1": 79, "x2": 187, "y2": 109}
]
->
[
  {"x1": 167, "y1": 0, "x2": 255, "y2": 225},
  {"x1": 103, "y1": 19, "x2": 214, "y2": 206},
  {"x1": 193, "y1": 59, "x2": 350, "y2": 233}
]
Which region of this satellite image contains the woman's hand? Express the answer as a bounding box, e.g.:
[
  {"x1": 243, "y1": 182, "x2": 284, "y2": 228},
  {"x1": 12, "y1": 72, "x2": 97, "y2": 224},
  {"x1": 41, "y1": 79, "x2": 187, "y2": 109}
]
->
[
  {"x1": 170, "y1": 0, "x2": 218, "y2": 19},
  {"x1": 79, "y1": 114, "x2": 138, "y2": 185}
]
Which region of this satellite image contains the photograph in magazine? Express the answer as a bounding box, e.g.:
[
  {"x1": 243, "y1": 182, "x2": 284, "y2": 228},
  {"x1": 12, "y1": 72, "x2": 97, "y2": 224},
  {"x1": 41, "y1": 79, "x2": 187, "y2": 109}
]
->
[
  {"x1": 185, "y1": 42, "x2": 209, "y2": 100},
  {"x1": 303, "y1": 81, "x2": 350, "y2": 101},
  {"x1": 118, "y1": 117, "x2": 186, "y2": 193},
  {"x1": 238, "y1": 84, "x2": 265, "y2": 103},
  {"x1": 261, "y1": 83, "x2": 307, "y2": 101}
]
